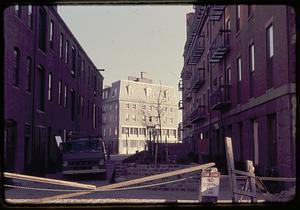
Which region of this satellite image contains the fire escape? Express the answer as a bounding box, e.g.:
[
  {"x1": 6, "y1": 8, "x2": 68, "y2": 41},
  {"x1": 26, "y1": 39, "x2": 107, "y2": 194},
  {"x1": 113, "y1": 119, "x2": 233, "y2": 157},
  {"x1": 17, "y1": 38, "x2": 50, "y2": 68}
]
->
[
  {"x1": 178, "y1": 100, "x2": 183, "y2": 110},
  {"x1": 191, "y1": 105, "x2": 206, "y2": 123},
  {"x1": 191, "y1": 67, "x2": 205, "y2": 93},
  {"x1": 178, "y1": 80, "x2": 183, "y2": 91},
  {"x1": 210, "y1": 85, "x2": 231, "y2": 111},
  {"x1": 208, "y1": 5, "x2": 231, "y2": 112}
]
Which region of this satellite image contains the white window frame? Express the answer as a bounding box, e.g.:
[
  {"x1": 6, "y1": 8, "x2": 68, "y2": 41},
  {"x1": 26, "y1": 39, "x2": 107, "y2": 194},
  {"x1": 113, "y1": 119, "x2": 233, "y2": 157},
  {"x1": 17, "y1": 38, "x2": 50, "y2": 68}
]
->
[
  {"x1": 250, "y1": 44, "x2": 255, "y2": 72},
  {"x1": 267, "y1": 25, "x2": 274, "y2": 58},
  {"x1": 238, "y1": 57, "x2": 242, "y2": 82}
]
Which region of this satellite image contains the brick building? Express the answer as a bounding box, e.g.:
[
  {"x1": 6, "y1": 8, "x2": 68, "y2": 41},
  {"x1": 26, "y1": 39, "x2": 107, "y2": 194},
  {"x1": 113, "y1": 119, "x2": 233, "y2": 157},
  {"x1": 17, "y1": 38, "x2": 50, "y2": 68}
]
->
[
  {"x1": 180, "y1": 5, "x2": 296, "y2": 178},
  {"x1": 4, "y1": 5, "x2": 103, "y2": 175}
]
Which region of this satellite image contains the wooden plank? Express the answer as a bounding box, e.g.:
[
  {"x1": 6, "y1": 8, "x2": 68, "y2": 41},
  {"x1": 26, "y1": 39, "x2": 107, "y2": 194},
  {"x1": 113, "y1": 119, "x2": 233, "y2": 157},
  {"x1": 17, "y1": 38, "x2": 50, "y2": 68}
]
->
[
  {"x1": 232, "y1": 169, "x2": 255, "y2": 178},
  {"x1": 246, "y1": 160, "x2": 257, "y2": 202},
  {"x1": 225, "y1": 137, "x2": 239, "y2": 202},
  {"x1": 4, "y1": 172, "x2": 96, "y2": 190},
  {"x1": 38, "y1": 162, "x2": 215, "y2": 202}
]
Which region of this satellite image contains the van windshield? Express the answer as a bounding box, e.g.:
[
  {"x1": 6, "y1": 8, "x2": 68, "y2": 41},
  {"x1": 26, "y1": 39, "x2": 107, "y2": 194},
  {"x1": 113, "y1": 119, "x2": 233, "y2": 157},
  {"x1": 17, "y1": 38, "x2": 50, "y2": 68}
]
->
[{"x1": 63, "y1": 138, "x2": 103, "y2": 152}]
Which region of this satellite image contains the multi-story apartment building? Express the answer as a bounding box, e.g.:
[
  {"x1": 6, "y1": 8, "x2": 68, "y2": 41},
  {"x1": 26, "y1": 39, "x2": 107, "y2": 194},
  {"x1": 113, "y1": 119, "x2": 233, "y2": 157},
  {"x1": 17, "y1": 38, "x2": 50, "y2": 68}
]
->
[
  {"x1": 180, "y1": 5, "x2": 295, "y2": 178},
  {"x1": 4, "y1": 5, "x2": 104, "y2": 175},
  {"x1": 103, "y1": 73, "x2": 179, "y2": 155}
]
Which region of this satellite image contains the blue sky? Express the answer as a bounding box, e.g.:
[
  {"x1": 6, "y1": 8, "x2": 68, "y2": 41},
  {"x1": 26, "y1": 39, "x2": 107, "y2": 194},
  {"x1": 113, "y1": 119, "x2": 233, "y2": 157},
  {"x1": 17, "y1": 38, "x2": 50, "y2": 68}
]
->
[{"x1": 58, "y1": 5, "x2": 193, "y2": 92}]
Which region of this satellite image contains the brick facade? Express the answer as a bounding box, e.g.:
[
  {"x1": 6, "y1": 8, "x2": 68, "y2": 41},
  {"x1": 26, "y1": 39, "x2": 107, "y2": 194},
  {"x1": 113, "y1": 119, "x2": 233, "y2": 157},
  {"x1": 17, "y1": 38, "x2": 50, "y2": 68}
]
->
[
  {"x1": 4, "y1": 5, "x2": 103, "y2": 175},
  {"x1": 180, "y1": 5, "x2": 295, "y2": 178}
]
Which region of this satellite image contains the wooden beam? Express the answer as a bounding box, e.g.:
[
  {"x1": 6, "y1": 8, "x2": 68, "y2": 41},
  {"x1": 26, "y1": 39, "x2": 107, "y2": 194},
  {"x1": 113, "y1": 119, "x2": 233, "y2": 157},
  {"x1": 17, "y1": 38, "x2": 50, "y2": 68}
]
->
[
  {"x1": 232, "y1": 169, "x2": 255, "y2": 178},
  {"x1": 38, "y1": 162, "x2": 215, "y2": 203},
  {"x1": 4, "y1": 172, "x2": 96, "y2": 190},
  {"x1": 225, "y1": 137, "x2": 239, "y2": 202}
]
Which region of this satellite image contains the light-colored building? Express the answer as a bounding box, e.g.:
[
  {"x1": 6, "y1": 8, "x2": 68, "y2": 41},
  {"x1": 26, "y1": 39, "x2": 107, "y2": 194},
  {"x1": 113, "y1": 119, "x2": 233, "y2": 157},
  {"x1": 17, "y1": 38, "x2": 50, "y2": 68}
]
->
[{"x1": 103, "y1": 73, "x2": 179, "y2": 154}]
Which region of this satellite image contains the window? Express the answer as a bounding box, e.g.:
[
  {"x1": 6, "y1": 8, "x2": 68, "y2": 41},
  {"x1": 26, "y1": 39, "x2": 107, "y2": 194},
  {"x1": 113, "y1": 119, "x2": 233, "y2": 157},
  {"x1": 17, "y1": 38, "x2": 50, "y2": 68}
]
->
[
  {"x1": 126, "y1": 85, "x2": 132, "y2": 96},
  {"x1": 70, "y1": 89, "x2": 75, "y2": 121},
  {"x1": 37, "y1": 66, "x2": 45, "y2": 111},
  {"x1": 65, "y1": 40, "x2": 69, "y2": 63},
  {"x1": 59, "y1": 33, "x2": 63, "y2": 58},
  {"x1": 227, "y1": 68, "x2": 231, "y2": 85},
  {"x1": 115, "y1": 103, "x2": 118, "y2": 109},
  {"x1": 114, "y1": 127, "x2": 117, "y2": 135},
  {"x1": 238, "y1": 57, "x2": 242, "y2": 82},
  {"x1": 142, "y1": 104, "x2": 146, "y2": 110},
  {"x1": 49, "y1": 20, "x2": 54, "y2": 49},
  {"x1": 267, "y1": 24, "x2": 274, "y2": 88},
  {"x1": 13, "y1": 48, "x2": 20, "y2": 86},
  {"x1": 226, "y1": 18, "x2": 230, "y2": 30},
  {"x1": 87, "y1": 100, "x2": 90, "y2": 118},
  {"x1": 88, "y1": 67, "x2": 90, "y2": 85},
  {"x1": 81, "y1": 96, "x2": 84, "y2": 115},
  {"x1": 71, "y1": 46, "x2": 76, "y2": 76},
  {"x1": 77, "y1": 55, "x2": 81, "y2": 78},
  {"x1": 111, "y1": 89, "x2": 117, "y2": 97},
  {"x1": 236, "y1": 5, "x2": 241, "y2": 33},
  {"x1": 163, "y1": 90, "x2": 169, "y2": 101},
  {"x1": 15, "y1": 5, "x2": 21, "y2": 18},
  {"x1": 249, "y1": 44, "x2": 255, "y2": 72},
  {"x1": 125, "y1": 114, "x2": 129, "y2": 122},
  {"x1": 93, "y1": 74, "x2": 97, "y2": 94},
  {"x1": 237, "y1": 57, "x2": 242, "y2": 103},
  {"x1": 81, "y1": 60, "x2": 85, "y2": 80},
  {"x1": 64, "y1": 84, "x2": 67, "y2": 108},
  {"x1": 93, "y1": 104, "x2": 96, "y2": 129},
  {"x1": 132, "y1": 104, "x2": 136, "y2": 110},
  {"x1": 28, "y1": 5, "x2": 33, "y2": 28},
  {"x1": 126, "y1": 103, "x2": 130, "y2": 109},
  {"x1": 132, "y1": 115, "x2": 136, "y2": 122},
  {"x1": 38, "y1": 7, "x2": 47, "y2": 52},
  {"x1": 248, "y1": 5, "x2": 253, "y2": 18},
  {"x1": 58, "y1": 80, "x2": 62, "y2": 105},
  {"x1": 26, "y1": 57, "x2": 32, "y2": 92},
  {"x1": 48, "y1": 73, "x2": 53, "y2": 101}
]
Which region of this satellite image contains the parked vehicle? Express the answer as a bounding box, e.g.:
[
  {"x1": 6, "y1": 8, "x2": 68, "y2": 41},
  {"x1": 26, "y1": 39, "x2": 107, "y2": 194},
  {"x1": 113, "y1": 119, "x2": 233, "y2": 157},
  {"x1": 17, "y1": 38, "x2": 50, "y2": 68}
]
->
[{"x1": 60, "y1": 132, "x2": 107, "y2": 178}]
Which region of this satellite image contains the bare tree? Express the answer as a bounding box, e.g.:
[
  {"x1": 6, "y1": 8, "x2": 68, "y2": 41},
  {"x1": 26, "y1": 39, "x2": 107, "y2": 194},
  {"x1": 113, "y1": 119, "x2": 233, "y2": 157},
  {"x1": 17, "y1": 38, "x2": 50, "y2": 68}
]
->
[{"x1": 137, "y1": 80, "x2": 170, "y2": 164}]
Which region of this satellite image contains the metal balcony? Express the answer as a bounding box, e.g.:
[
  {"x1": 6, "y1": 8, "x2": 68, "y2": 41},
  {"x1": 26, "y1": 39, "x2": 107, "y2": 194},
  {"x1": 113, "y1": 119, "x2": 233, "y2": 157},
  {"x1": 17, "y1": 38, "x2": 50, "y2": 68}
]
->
[
  {"x1": 209, "y1": 29, "x2": 230, "y2": 63},
  {"x1": 185, "y1": 89, "x2": 192, "y2": 102},
  {"x1": 191, "y1": 67, "x2": 205, "y2": 92},
  {"x1": 191, "y1": 105, "x2": 206, "y2": 123},
  {"x1": 183, "y1": 69, "x2": 192, "y2": 80},
  {"x1": 210, "y1": 85, "x2": 231, "y2": 111},
  {"x1": 178, "y1": 80, "x2": 183, "y2": 91},
  {"x1": 183, "y1": 116, "x2": 192, "y2": 128},
  {"x1": 188, "y1": 35, "x2": 205, "y2": 65},
  {"x1": 179, "y1": 122, "x2": 183, "y2": 131},
  {"x1": 178, "y1": 100, "x2": 183, "y2": 110},
  {"x1": 209, "y1": 5, "x2": 225, "y2": 21}
]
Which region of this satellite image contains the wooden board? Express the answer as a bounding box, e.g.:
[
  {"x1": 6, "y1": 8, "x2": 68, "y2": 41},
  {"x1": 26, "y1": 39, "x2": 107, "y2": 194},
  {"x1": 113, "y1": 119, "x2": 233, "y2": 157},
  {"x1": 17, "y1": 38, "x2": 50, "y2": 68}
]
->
[
  {"x1": 4, "y1": 172, "x2": 96, "y2": 190},
  {"x1": 38, "y1": 162, "x2": 215, "y2": 202}
]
